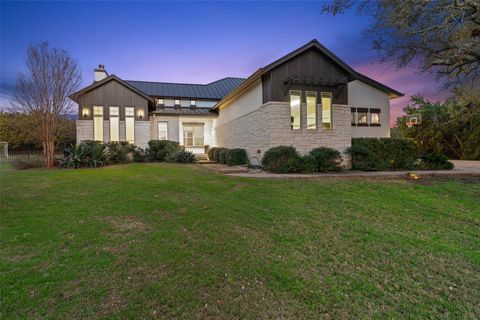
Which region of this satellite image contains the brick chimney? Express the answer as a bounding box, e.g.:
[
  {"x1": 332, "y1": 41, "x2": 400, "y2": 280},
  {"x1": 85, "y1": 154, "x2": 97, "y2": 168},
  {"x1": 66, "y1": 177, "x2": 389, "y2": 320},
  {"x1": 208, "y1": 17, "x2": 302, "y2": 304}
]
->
[{"x1": 94, "y1": 64, "x2": 108, "y2": 82}]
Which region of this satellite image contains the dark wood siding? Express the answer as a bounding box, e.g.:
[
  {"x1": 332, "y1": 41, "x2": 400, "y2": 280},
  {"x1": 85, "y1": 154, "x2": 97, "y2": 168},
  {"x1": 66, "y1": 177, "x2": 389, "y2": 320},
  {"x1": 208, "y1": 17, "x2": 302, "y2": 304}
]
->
[
  {"x1": 262, "y1": 47, "x2": 349, "y2": 104},
  {"x1": 77, "y1": 80, "x2": 149, "y2": 121}
]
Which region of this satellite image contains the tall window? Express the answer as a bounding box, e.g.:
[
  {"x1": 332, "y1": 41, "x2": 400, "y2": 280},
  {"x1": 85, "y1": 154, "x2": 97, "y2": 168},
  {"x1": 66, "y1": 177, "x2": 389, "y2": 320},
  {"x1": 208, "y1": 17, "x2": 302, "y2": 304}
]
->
[
  {"x1": 109, "y1": 107, "x2": 119, "y2": 142},
  {"x1": 321, "y1": 92, "x2": 332, "y2": 130},
  {"x1": 183, "y1": 123, "x2": 204, "y2": 146},
  {"x1": 370, "y1": 108, "x2": 381, "y2": 126},
  {"x1": 357, "y1": 108, "x2": 368, "y2": 126},
  {"x1": 125, "y1": 107, "x2": 135, "y2": 143},
  {"x1": 290, "y1": 90, "x2": 301, "y2": 130},
  {"x1": 93, "y1": 106, "x2": 103, "y2": 142},
  {"x1": 158, "y1": 122, "x2": 168, "y2": 140},
  {"x1": 306, "y1": 91, "x2": 317, "y2": 130}
]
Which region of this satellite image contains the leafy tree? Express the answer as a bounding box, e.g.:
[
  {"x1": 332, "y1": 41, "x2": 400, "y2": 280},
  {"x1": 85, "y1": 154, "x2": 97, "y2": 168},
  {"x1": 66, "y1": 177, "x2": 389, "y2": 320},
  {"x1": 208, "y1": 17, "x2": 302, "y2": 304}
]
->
[
  {"x1": 12, "y1": 42, "x2": 81, "y2": 167},
  {"x1": 397, "y1": 93, "x2": 480, "y2": 160},
  {"x1": 322, "y1": 0, "x2": 480, "y2": 89},
  {"x1": 0, "y1": 112, "x2": 40, "y2": 152}
]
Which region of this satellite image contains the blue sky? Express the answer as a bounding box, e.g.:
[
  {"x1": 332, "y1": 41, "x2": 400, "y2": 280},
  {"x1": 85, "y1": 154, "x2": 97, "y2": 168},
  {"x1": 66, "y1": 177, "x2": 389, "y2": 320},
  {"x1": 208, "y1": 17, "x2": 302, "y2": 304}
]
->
[{"x1": 0, "y1": 1, "x2": 448, "y2": 124}]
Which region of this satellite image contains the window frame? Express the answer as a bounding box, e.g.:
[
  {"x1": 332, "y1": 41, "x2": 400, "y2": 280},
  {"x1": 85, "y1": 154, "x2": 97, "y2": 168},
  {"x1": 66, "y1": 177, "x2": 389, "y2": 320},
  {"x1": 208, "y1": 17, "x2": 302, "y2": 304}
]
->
[
  {"x1": 306, "y1": 91, "x2": 317, "y2": 130},
  {"x1": 182, "y1": 123, "x2": 204, "y2": 147},
  {"x1": 321, "y1": 92, "x2": 333, "y2": 131},
  {"x1": 369, "y1": 108, "x2": 381, "y2": 126},
  {"x1": 125, "y1": 107, "x2": 135, "y2": 143},
  {"x1": 158, "y1": 121, "x2": 168, "y2": 140},
  {"x1": 289, "y1": 90, "x2": 302, "y2": 130},
  {"x1": 93, "y1": 106, "x2": 104, "y2": 142},
  {"x1": 357, "y1": 108, "x2": 369, "y2": 126},
  {"x1": 109, "y1": 106, "x2": 120, "y2": 142},
  {"x1": 174, "y1": 99, "x2": 180, "y2": 106},
  {"x1": 156, "y1": 98, "x2": 164, "y2": 106}
]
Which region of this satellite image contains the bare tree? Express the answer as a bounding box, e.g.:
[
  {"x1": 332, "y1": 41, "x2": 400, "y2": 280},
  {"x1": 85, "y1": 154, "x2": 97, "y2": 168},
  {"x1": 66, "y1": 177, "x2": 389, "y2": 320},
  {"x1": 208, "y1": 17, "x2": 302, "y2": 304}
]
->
[
  {"x1": 322, "y1": 0, "x2": 480, "y2": 89},
  {"x1": 13, "y1": 42, "x2": 81, "y2": 167}
]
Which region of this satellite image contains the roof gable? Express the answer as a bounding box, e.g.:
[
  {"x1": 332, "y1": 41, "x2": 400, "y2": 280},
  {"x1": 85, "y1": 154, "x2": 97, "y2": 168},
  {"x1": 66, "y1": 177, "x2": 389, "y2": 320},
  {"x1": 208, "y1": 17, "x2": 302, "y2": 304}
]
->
[{"x1": 70, "y1": 75, "x2": 153, "y2": 103}]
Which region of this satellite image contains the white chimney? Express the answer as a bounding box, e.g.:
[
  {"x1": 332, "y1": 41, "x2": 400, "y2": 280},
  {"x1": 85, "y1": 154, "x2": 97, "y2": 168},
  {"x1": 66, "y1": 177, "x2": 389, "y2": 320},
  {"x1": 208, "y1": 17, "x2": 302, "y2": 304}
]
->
[{"x1": 94, "y1": 64, "x2": 108, "y2": 82}]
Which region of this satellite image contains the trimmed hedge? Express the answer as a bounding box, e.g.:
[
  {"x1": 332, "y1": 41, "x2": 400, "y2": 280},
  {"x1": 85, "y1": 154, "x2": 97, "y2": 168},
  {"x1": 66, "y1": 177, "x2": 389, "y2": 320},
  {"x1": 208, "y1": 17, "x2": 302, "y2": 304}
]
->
[
  {"x1": 226, "y1": 148, "x2": 248, "y2": 166},
  {"x1": 309, "y1": 147, "x2": 342, "y2": 172},
  {"x1": 348, "y1": 138, "x2": 419, "y2": 171},
  {"x1": 418, "y1": 153, "x2": 454, "y2": 170},
  {"x1": 147, "y1": 140, "x2": 180, "y2": 162},
  {"x1": 218, "y1": 148, "x2": 229, "y2": 164},
  {"x1": 262, "y1": 146, "x2": 302, "y2": 173},
  {"x1": 207, "y1": 147, "x2": 218, "y2": 161}
]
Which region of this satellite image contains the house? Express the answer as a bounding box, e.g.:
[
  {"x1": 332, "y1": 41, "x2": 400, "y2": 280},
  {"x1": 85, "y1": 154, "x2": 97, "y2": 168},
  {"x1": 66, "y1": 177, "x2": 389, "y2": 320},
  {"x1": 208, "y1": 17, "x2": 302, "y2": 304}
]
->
[{"x1": 70, "y1": 39, "x2": 403, "y2": 163}]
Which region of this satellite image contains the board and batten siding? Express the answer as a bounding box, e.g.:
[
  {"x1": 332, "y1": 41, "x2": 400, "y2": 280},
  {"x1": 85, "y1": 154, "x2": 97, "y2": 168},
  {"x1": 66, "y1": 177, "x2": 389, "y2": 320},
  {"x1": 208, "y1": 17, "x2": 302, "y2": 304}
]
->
[
  {"x1": 262, "y1": 47, "x2": 349, "y2": 105},
  {"x1": 348, "y1": 80, "x2": 390, "y2": 138},
  {"x1": 77, "y1": 79, "x2": 149, "y2": 121}
]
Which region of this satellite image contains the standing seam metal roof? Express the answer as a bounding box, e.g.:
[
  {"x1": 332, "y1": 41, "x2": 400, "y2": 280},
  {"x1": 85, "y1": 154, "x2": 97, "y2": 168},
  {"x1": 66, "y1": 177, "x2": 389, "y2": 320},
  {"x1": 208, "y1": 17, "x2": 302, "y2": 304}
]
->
[{"x1": 125, "y1": 77, "x2": 245, "y2": 100}]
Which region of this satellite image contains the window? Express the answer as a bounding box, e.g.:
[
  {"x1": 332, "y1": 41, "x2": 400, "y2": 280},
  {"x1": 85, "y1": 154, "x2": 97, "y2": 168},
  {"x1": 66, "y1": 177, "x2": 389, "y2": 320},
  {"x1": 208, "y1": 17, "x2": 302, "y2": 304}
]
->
[
  {"x1": 357, "y1": 108, "x2": 368, "y2": 126},
  {"x1": 306, "y1": 91, "x2": 317, "y2": 130},
  {"x1": 183, "y1": 123, "x2": 204, "y2": 147},
  {"x1": 290, "y1": 90, "x2": 301, "y2": 130},
  {"x1": 321, "y1": 92, "x2": 332, "y2": 130},
  {"x1": 125, "y1": 107, "x2": 135, "y2": 143},
  {"x1": 158, "y1": 122, "x2": 168, "y2": 140},
  {"x1": 190, "y1": 99, "x2": 196, "y2": 106},
  {"x1": 351, "y1": 108, "x2": 356, "y2": 126},
  {"x1": 180, "y1": 100, "x2": 190, "y2": 107},
  {"x1": 156, "y1": 98, "x2": 164, "y2": 106},
  {"x1": 93, "y1": 106, "x2": 103, "y2": 142},
  {"x1": 164, "y1": 99, "x2": 174, "y2": 107},
  {"x1": 174, "y1": 99, "x2": 180, "y2": 106},
  {"x1": 370, "y1": 108, "x2": 381, "y2": 126},
  {"x1": 109, "y1": 106, "x2": 119, "y2": 142}
]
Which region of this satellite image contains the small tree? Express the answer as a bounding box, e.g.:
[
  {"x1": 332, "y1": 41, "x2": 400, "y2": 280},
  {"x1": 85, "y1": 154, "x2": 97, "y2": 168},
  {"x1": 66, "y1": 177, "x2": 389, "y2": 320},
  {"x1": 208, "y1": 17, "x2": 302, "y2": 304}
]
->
[{"x1": 13, "y1": 42, "x2": 81, "y2": 167}]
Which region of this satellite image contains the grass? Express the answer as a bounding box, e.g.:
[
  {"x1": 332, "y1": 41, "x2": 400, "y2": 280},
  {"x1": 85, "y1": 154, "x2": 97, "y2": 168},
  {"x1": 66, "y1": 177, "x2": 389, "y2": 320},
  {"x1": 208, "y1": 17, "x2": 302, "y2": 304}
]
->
[{"x1": 1, "y1": 163, "x2": 479, "y2": 319}]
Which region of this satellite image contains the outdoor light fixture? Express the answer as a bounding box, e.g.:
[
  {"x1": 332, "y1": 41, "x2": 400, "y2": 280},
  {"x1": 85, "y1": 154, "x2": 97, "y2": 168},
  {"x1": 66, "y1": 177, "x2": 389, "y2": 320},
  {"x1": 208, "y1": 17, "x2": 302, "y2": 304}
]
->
[
  {"x1": 82, "y1": 108, "x2": 89, "y2": 119},
  {"x1": 138, "y1": 109, "x2": 144, "y2": 120}
]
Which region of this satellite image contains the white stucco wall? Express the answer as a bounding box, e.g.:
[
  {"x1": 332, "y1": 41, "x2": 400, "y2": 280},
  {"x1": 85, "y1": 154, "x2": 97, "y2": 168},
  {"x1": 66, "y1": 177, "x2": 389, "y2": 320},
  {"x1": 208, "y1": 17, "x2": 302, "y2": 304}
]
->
[
  {"x1": 216, "y1": 80, "x2": 263, "y2": 126},
  {"x1": 348, "y1": 80, "x2": 390, "y2": 138},
  {"x1": 178, "y1": 117, "x2": 215, "y2": 147}
]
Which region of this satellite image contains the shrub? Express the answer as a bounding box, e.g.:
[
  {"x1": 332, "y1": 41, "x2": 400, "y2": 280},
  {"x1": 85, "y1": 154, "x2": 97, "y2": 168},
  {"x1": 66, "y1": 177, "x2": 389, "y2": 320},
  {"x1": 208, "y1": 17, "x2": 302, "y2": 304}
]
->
[
  {"x1": 168, "y1": 150, "x2": 196, "y2": 163},
  {"x1": 309, "y1": 147, "x2": 342, "y2": 172},
  {"x1": 348, "y1": 138, "x2": 419, "y2": 171},
  {"x1": 262, "y1": 146, "x2": 302, "y2": 173},
  {"x1": 88, "y1": 143, "x2": 108, "y2": 168},
  {"x1": 147, "y1": 140, "x2": 180, "y2": 162},
  {"x1": 207, "y1": 147, "x2": 218, "y2": 161},
  {"x1": 132, "y1": 147, "x2": 147, "y2": 162},
  {"x1": 63, "y1": 144, "x2": 87, "y2": 168},
  {"x1": 417, "y1": 153, "x2": 454, "y2": 170},
  {"x1": 299, "y1": 155, "x2": 317, "y2": 173},
  {"x1": 106, "y1": 141, "x2": 133, "y2": 164},
  {"x1": 63, "y1": 140, "x2": 108, "y2": 168},
  {"x1": 12, "y1": 158, "x2": 44, "y2": 170},
  {"x1": 212, "y1": 147, "x2": 224, "y2": 162},
  {"x1": 218, "y1": 148, "x2": 229, "y2": 164},
  {"x1": 226, "y1": 148, "x2": 248, "y2": 166}
]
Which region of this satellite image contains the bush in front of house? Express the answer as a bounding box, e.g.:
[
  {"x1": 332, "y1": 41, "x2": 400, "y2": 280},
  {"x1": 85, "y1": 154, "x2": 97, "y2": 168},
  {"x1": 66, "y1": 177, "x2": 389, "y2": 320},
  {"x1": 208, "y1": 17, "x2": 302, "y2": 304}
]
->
[
  {"x1": 218, "y1": 148, "x2": 229, "y2": 164},
  {"x1": 348, "y1": 138, "x2": 419, "y2": 171},
  {"x1": 207, "y1": 147, "x2": 218, "y2": 161},
  {"x1": 105, "y1": 141, "x2": 133, "y2": 164},
  {"x1": 167, "y1": 150, "x2": 196, "y2": 163},
  {"x1": 309, "y1": 147, "x2": 342, "y2": 172},
  {"x1": 212, "y1": 147, "x2": 226, "y2": 162},
  {"x1": 147, "y1": 140, "x2": 180, "y2": 162},
  {"x1": 416, "y1": 153, "x2": 454, "y2": 170},
  {"x1": 63, "y1": 140, "x2": 108, "y2": 168},
  {"x1": 132, "y1": 146, "x2": 147, "y2": 162},
  {"x1": 262, "y1": 146, "x2": 303, "y2": 173},
  {"x1": 226, "y1": 148, "x2": 248, "y2": 166}
]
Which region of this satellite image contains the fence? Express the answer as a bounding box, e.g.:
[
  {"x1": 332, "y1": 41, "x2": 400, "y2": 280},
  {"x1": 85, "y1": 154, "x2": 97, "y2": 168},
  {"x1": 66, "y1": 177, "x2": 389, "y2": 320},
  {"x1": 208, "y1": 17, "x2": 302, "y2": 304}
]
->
[{"x1": 0, "y1": 152, "x2": 64, "y2": 164}]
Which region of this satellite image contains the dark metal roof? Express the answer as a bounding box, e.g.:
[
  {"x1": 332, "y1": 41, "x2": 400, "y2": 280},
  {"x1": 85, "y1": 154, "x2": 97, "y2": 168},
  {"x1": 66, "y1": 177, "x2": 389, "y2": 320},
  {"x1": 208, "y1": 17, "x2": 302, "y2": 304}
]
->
[
  {"x1": 125, "y1": 77, "x2": 245, "y2": 100},
  {"x1": 152, "y1": 107, "x2": 218, "y2": 116}
]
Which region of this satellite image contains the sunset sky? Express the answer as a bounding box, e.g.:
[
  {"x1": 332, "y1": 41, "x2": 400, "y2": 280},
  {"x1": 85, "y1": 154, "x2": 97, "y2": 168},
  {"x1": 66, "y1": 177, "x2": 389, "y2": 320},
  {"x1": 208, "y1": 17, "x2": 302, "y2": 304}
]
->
[{"x1": 0, "y1": 1, "x2": 450, "y2": 126}]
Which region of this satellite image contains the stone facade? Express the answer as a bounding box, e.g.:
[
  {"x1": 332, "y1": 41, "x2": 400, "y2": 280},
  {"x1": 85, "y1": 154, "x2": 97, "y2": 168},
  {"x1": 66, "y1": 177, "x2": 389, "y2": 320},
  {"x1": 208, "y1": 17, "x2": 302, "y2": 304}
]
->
[
  {"x1": 76, "y1": 120, "x2": 93, "y2": 144},
  {"x1": 215, "y1": 102, "x2": 352, "y2": 166},
  {"x1": 134, "y1": 121, "x2": 150, "y2": 148}
]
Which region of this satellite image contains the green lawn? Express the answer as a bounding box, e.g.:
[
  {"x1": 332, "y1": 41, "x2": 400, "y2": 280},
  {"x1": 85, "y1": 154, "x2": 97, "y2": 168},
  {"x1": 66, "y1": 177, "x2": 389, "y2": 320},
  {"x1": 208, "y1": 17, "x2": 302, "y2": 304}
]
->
[{"x1": 1, "y1": 163, "x2": 479, "y2": 319}]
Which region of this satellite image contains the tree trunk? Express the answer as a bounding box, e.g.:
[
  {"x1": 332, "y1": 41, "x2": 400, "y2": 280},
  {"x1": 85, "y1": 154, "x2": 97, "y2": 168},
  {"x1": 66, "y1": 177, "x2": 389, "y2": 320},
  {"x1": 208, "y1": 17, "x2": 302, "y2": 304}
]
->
[{"x1": 43, "y1": 138, "x2": 55, "y2": 167}]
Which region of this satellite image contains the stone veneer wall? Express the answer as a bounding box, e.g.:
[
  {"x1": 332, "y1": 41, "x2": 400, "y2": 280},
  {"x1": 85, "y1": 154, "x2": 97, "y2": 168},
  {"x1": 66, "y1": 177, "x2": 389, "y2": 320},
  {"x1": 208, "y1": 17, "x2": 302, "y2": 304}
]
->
[
  {"x1": 134, "y1": 121, "x2": 150, "y2": 148},
  {"x1": 76, "y1": 120, "x2": 150, "y2": 148},
  {"x1": 76, "y1": 120, "x2": 93, "y2": 144},
  {"x1": 215, "y1": 101, "x2": 352, "y2": 166}
]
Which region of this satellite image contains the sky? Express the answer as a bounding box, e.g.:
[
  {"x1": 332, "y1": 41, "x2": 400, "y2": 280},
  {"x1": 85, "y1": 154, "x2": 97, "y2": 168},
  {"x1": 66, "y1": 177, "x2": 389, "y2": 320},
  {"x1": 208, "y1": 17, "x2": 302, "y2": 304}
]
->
[{"x1": 0, "y1": 1, "x2": 450, "y2": 126}]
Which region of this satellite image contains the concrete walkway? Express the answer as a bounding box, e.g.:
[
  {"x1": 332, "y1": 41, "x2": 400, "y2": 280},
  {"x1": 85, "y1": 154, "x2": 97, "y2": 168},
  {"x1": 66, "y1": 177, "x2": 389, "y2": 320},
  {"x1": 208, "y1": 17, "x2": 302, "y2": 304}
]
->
[{"x1": 202, "y1": 161, "x2": 480, "y2": 179}]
